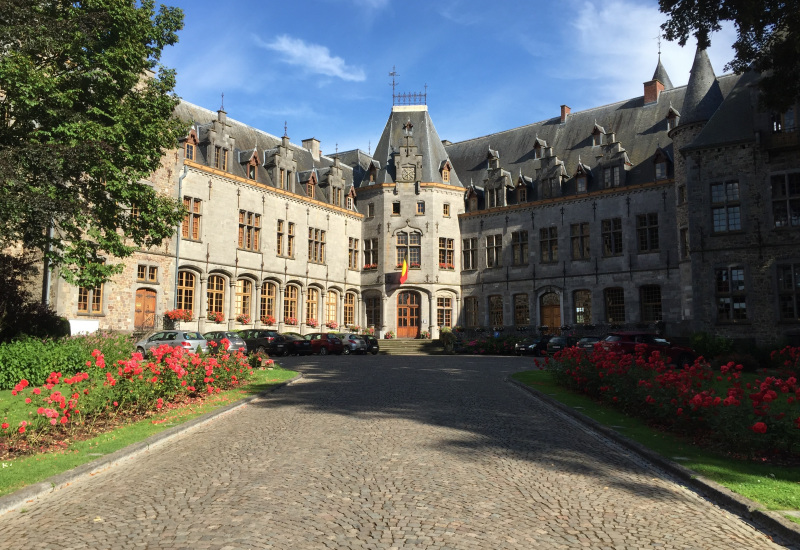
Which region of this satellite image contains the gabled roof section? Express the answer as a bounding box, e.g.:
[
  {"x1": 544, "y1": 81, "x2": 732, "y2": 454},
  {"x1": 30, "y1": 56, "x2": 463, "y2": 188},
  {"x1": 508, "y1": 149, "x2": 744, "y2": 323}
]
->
[
  {"x1": 368, "y1": 105, "x2": 464, "y2": 188},
  {"x1": 652, "y1": 55, "x2": 674, "y2": 90},
  {"x1": 680, "y1": 47, "x2": 724, "y2": 126}
]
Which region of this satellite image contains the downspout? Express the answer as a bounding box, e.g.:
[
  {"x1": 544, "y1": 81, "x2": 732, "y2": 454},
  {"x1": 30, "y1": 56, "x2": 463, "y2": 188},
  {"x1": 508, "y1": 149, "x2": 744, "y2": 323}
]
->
[
  {"x1": 174, "y1": 166, "x2": 188, "y2": 309},
  {"x1": 41, "y1": 221, "x2": 54, "y2": 306}
]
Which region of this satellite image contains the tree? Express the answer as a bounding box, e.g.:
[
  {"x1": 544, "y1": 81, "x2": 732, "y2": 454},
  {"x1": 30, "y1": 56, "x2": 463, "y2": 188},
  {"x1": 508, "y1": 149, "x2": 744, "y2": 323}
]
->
[
  {"x1": 0, "y1": 0, "x2": 186, "y2": 287},
  {"x1": 659, "y1": 0, "x2": 800, "y2": 112}
]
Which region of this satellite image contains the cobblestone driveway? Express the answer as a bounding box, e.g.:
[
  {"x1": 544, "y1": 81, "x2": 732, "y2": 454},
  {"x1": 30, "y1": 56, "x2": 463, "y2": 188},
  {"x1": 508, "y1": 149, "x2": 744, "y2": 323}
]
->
[{"x1": 0, "y1": 356, "x2": 789, "y2": 549}]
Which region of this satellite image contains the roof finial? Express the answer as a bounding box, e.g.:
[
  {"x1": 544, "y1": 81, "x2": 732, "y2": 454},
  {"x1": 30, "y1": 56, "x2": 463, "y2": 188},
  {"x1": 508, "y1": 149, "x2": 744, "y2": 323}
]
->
[
  {"x1": 656, "y1": 32, "x2": 662, "y2": 57},
  {"x1": 335, "y1": 143, "x2": 339, "y2": 157},
  {"x1": 220, "y1": 92, "x2": 225, "y2": 111},
  {"x1": 578, "y1": 154, "x2": 582, "y2": 165},
  {"x1": 389, "y1": 66, "x2": 398, "y2": 105},
  {"x1": 283, "y1": 121, "x2": 288, "y2": 138},
  {"x1": 368, "y1": 140, "x2": 371, "y2": 156}
]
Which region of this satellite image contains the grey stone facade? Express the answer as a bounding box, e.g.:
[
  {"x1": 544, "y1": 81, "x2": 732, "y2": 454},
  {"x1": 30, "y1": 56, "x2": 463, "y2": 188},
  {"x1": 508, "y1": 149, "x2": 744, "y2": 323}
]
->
[{"x1": 46, "y1": 48, "x2": 800, "y2": 345}]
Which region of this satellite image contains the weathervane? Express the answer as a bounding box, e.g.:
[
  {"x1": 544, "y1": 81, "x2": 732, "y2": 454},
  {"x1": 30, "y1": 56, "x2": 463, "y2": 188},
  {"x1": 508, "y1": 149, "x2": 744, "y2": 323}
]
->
[
  {"x1": 283, "y1": 120, "x2": 288, "y2": 138},
  {"x1": 220, "y1": 92, "x2": 224, "y2": 110}
]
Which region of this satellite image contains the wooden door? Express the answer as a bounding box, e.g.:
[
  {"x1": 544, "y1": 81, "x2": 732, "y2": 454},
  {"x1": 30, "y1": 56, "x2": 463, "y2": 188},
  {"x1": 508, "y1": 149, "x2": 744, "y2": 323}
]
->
[
  {"x1": 135, "y1": 288, "x2": 157, "y2": 330},
  {"x1": 540, "y1": 292, "x2": 561, "y2": 335},
  {"x1": 396, "y1": 291, "x2": 420, "y2": 338}
]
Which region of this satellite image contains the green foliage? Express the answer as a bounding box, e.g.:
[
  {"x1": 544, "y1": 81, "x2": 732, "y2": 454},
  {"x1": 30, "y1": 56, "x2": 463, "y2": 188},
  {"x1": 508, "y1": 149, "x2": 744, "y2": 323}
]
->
[
  {"x1": 0, "y1": 332, "x2": 133, "y2": 389},
  {"x1": 0, "y1": 0, "x2": 187, "y2": 286},
  {"x1": 690, "y1": 331, "x2": 734, "y2": 359},
  {"x1": 659, "y1": 0, "x2": 800, "y2": 112}
]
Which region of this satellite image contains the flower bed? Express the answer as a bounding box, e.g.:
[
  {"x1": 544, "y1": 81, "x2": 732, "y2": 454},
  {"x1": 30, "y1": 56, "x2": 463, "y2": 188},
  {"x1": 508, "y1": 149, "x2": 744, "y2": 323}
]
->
[
  {"x1": 548, "y1": 344, "x2": 800, "y2": 455},
  {"x1": 1, "y1": 344, "x2": 253, "y2": 456}
]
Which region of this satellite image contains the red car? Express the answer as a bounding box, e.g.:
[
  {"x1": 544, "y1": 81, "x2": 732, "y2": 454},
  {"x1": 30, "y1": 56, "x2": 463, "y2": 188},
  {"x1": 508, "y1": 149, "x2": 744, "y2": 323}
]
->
[
  {"x1": 600, "y1": 332, "x2": 695, "y2": 366},
  {"x1": 306, "y1": 332, "x2": 344, "y2": 355}
]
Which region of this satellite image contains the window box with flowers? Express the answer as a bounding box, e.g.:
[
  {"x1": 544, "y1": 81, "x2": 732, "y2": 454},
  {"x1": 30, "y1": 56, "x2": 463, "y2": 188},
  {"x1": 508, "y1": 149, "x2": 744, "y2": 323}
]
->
[
  {"x1": 236, "y1": 313, "x2": 251, "y2": 324},
  {"x1": 326, "y1": 321, "x2": 338, "y2": 329},
  {"x1": 410, "y1": 262, "x2": 421, "y2": 269},
  {"x1": 261, "y1": 314, "x2": 276, "y2": 326},
  {"x1": 208, "y1": 311, "x2": 224, "y2": 323},
  {"x1": 349, "y1": 325, "x2": 360, "y2": 333},
  {"x1": 165, "y1": 309, "x2": 193, "y2": 322},
  {"x1": 363, "y1": 264, "x2": 378, "y2": 270},
  {"x1": 307, "y1": 318, "x2": 318, "y2": 328},
  {"x1": 438, "y1": 263, "x2": 455, "y2": 270},
  {"x1": 284, "y1": 317, "x2": 297, "y2": 326}
]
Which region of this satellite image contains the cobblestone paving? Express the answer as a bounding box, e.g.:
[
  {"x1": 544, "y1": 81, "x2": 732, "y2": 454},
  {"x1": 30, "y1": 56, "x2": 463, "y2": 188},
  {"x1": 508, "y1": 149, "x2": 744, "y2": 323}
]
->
[{"x1": 0, "y1": 356, "x2": 789, "y2": 549}]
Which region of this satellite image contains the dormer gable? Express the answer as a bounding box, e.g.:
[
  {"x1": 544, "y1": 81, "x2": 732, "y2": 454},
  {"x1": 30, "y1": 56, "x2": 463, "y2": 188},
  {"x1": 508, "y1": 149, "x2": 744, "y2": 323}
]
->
[
  {"x1": 574, "y1": 158, "x2": 592, "y2": 193},
  {"x1": 533, "y1": 136, "x2": 547, "y2": 159},
  {"x1": 182, "y1": 127, "x2": 199, "y2": 161},
  {"x1": 487, "y1": 147, "x2": 500, "y2": 170},
  {"x1": 591, "y1": 122, "x2": 606, "y2": 147},
  {"x1": 666, "y1": 104, "x2": 681, "y2": 132},
  {"x1": 239, "y1": 148, "x2": 259, "y2": 181},
  {"x1": 440, "y1": 159, "x2": 453, "y2": 184},
  {"x1": 345, "y1": 186, "x2": 357, "y2": 211}
]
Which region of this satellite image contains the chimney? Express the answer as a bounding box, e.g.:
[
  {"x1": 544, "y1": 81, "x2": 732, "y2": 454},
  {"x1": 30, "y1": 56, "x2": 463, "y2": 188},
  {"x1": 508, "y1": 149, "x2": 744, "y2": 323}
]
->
[
  {"x1": 560, "y1": 105, "x2": 571, "y2": 124},
  {"x1": 303, "y1": 137, "x2": 320, "y2": 161},
  {"x1": 644, "y1": 79, "x2": 665, "y2": 105}
]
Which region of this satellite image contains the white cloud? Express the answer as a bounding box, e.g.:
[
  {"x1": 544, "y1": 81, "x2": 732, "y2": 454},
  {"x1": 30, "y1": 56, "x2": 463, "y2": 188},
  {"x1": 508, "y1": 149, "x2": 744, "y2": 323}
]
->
[{"x1": 256, "y1": 35, "x2": 366, "y2": 82}]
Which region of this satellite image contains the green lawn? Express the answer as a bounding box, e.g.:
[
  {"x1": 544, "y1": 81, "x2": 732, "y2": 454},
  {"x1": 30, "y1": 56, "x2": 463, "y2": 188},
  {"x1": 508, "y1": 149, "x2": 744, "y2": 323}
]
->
[
  {"x1": 512, "y1": 369, "x2": 800, "y2": 514},
  {"x1": 0, "y1": 366, "x2": 297, "y2": 498}
]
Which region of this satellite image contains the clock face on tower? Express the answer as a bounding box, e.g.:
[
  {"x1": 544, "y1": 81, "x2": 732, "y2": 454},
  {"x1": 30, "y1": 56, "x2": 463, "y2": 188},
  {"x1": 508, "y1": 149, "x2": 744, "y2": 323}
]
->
[{"x1": 401, "y1": 166, "x2": 415, "y2": 182}]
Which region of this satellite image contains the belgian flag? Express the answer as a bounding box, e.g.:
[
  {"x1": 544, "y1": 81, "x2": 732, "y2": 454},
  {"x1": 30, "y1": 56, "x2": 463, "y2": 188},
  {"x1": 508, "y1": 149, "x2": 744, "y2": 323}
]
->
[{"x1": 399, "y1": 257, "x2": 408, "y2": 284}]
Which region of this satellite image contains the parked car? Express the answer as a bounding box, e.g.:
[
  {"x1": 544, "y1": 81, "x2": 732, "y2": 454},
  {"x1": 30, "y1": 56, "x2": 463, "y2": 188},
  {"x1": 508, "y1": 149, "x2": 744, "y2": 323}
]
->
[
  {"x1": 281, "y1": 332, "x2": 313, "y2": 356},
  {"x1": 546, "y1": 335, "x2": 580, "y2": 356},
  {"x1": 203, "y1": 330, "x2": 248, "y2": 354},
  {"x1": 306, "y1": 332, "x2": 344, "y2": 355},
  {"x1": 600, "y1": 331, "x2": 695, "y2": 366},
  {"x1": 340, "y1": 333, "x2": 367, "y2": 354},
  {"x1": 238, "y1": 329, "x2": 286, "y2": 356},
  {"x1": 576, "y1": 336, "x2": 601, "y2": 353},
  {"x1": 363, "y1": 335, "x2": 380, "y2": 355},
  {"x1": 135, "y1": 331, "x2": 208, "y2": 355},
  {"x1": 515, "y1": 335, "x2": 552, "y2": 356}
]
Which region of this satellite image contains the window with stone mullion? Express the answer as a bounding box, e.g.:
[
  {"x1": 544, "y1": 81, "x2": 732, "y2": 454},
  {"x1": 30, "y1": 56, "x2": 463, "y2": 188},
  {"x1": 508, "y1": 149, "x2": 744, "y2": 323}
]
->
[
  {"x1": 711, "y1": 181, "x2": 741, "y2": 233},
  {"x1": 778, "y1": 263, "x2": 800, "y2": 320},
  {"x1": 715, "y1": 267, "x2": 747, "y2": 321},
  {"x1": 771, "y1": 172, "x2": 800, "y2": 228}
]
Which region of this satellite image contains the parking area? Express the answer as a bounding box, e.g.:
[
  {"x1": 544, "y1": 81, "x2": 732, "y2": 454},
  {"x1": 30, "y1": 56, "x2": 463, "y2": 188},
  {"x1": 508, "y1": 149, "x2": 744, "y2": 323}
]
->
[{"x1": 0, "y1": 355, "x2": 788, "y2": 549}]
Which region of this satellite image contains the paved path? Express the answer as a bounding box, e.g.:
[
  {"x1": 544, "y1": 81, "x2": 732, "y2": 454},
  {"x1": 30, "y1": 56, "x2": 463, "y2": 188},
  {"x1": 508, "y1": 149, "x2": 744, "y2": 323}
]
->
[{"x1": 0, "y1": 356, "x2": 788, "y2": 549}]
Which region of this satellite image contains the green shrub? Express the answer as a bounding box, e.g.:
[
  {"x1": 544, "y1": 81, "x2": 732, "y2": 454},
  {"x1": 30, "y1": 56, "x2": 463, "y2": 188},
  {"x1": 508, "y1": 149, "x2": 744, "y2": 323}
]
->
[{"x1": 690, "y1": 331, "x2": 733, "y2": 359}]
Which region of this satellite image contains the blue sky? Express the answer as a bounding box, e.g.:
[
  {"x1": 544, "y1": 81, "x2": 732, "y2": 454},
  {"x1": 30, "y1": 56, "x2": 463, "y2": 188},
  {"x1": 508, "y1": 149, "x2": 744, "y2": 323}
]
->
[{"x1": 159, "y1": 0, "x2": 737, "y2": 154}]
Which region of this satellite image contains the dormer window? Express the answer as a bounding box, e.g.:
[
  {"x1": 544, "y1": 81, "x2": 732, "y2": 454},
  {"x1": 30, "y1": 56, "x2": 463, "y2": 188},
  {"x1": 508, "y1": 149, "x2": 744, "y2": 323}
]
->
[
  {"x1": 655, "y1": 161, "x2": 667, "y2": 181},
  {"x1": 541, "y1": 177, "x2": 559, "y2": 199},
  {"x1": 534, "y1": 143, "x2": 542, "y2": 159},
  {"x1": 307, "y1": 181, "x2": 315, "y2": 199},
  {"x1": 346, "y1": 196, "x2": 354, "y2": 210},
  {"x1": 654, "y1": 148, "x2": 671, "y2": 181},
  {"x1": 214, "y1": 147, "x2": 228, "y2": 171},
  {"x1": 604, "y1": 165, "x2": 621, "y2": 188},
  {"x1": 517, "y1": 186, "x2": 527, "y2": 203},
  {"x1": 468, "y1": 195, "x2": 478, "y2": 212},
  {"x1": 185, "y1": 143, "x2": 195, "y2": 161},
  {"x1": 593, "y1": 131, "x2": 603, "y2": 147},
  {"x1": 443, "y1": 167, "x2": 450, "y2": 183},
  {"x1": 248, "y1": 164, "x2": 256, "y2": 180},
  {"x1": 487, "y1": 187, "x2": 502, "y2": 208},
  {"x1": 576, "y1": 174, "x2": 587, "y2": 193},
  {"x1": 666, "y1": 106, "x2": 680, "y2": 132},
  {"x1": 773, "y1": 107, "x2": 796, "y2": 134},
  {"x1": 184, "y1": 130, "x2": 198, "y2": 161}
]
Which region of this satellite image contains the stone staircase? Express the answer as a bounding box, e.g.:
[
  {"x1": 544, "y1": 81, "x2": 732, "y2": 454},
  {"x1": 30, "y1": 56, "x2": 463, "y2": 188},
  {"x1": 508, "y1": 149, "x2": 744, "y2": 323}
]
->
[{"x1": 377, "y1": 339, "x2": 443, "y2": 356}]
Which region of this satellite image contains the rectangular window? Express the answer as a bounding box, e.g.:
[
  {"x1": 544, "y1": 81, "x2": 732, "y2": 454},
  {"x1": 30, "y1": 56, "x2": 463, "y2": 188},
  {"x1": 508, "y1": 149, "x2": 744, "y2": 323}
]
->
[
  {"x1": 602, "y1": 218, "x2": 623, "y2": 256},
  {"x1": 409, "y1": 233, "x2": 421, "y2": 267},
  {"x1": 416, "y1": 201, "x2": 425, "y2": 215},
  {"x1": 307, "y1": 181, "x2": 315, "y2": 199},
  {"x1": 437, "y1": 297, "x2": 452, "y2": 328},
  {"x1": 574, "y1": 290, "x2": 591, "y2": 325},
  {"x1": 348, "y1": 238, "x2": 359, "y2": 270},
  {"x1": 287, "y1": 222, "x2": 295, "y2": 257},
  {"x1": 462, "y1": 238, "x2": 477, "y2": 270},
  {"x1": 333, "y1": 187, "x2": 342, "y2": 206},
  {"x1": 221, "y1": 149, "x2": 228, "y2": 171},
  {"x1": 346, "y1": 196, "x2": 354, "y2": 210},
  {"x1": 280, "y1": 168, "x2": 286, "y2": 189},
  {"x1": 517, "y1": 187, "x2": 527, "y2": 203},
  {"x1": 640, "y1": 285, "x2": 662, "y2": 322},
  {"x1": 512, "y1": 231, "x2": 528, "y2": 266},
  {"x1": 366, "y1": 296, "x2": 381, "y2": 328},
  {"x1": 235, "y1": 279, "x2": 252, "y2": 317},
  {"x1": 711, "y1": 181, "x2": 742, "y2": 232},
  {"x1": 344, "y1": 293, "x2": 355, "y2": 326},
  {"x1": 464, "y1": 297, "x2": 478, "y2": 327},
  {"x1": 655, "y1": 161, "x2": 667, "y2": 181},
  {"x1": 541, "y1": 178, "x2": 558, "y2": 199},
  {"x1": 78, "y1": 285, "x2": 103, "y2": 314},
  {"x1": 396, "y1": 232, "x2": 408, "y2": 267},
  {"x1": 540, "y1": 227, "x2": 558, "y2": 263},
  {"x1": 680, "y1": 227, "x2": 689, "y2": 259},
  {"x1": 392, "y1": 202, "x2": 401, "y2": 215},
  {"x1": 367, "y1": 203, "x2": 375, "y2": 218},
  {"x1": 570, "y1": 223, "x2": 590, "y2": 260},
  {"x1": 716, "y1": 267, "x2": 747, "y2": 321},
  {"x1": 185, "y1": 143, "x2": 194, "y2": 161},
  {"x1": 678, "y1": 185, "x2": 687, "y2": 204},
  {"x1": 364, "y1": 238, "x2": 378, "y2": 269},
  {"x1": 443, "y1": 203, "x2": 450, "y2": 217},
  {"x1": 486, "y1": 234, "x2": 502, "y2": 268},
  {"x1": 636, "y1": 213, "x2": 659, "y2": 253},
  {"x1": 182, "y1": 197, "x2": 202, "y2": 240},
  {"x1": 238, "y1": 210, "x2": 261, "y2": 251},
  {"x1": 177, "y1": 271, "x2": 195, "y2": 314},
  {"x1": 771, "y1": 172, "x2": 800, "y2": 228},
  {"x1": 136, "y1": 265, "x2": 158, "y2": 283},
  {"x1": 438, "y1": 238, "x2": 454, "y2": 269},
  {"x1": 514, "y1": 294, "x2": 530, "y2": 325},
  {"x1": 778, "y1": 263, "x2": 800, "y2": 321},
  {"x1": 604, "y1": 165, "x2": 620, "y2": 188},
  {"x1": 576, "y1": 175, "x2": 587, "y2": 193},
  {"x1": 214, "y1": 146, "x2": 221, "y2": 169},
  {"x1": 489, "y1": 295, "x2": 503, "y2": 326},
  {"x1": 308, "y1": 227, "x2": 326, "y2": 263},
  {"x1": 604, "y1": 287, "x2": 625, "y2": 323},
  {"x1": 277, "y1": 220, "x2": 284, "y2": 256}
]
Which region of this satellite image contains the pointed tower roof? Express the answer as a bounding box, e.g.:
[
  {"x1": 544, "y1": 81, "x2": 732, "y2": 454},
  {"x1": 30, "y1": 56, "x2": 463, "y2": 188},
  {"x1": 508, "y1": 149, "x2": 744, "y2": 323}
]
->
[
  {"x1": 652, "y1": 54, "x2": 673, "y2": 89},
  {"x1": 680, "y1": 47, "x2": 724, "y2": 126}
]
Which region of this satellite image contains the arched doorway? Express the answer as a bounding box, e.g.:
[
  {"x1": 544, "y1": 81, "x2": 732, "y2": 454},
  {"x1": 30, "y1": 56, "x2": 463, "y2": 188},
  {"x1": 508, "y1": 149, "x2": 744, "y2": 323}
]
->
[
  {"x1": 540, "y1": 292, "x2": 561, "y2": 335},
  {"x1": 396, "y1": 291, "x2": 420, "y2": 338},
  {"x1": 135, "y1": 288, "x2": 157, "y2": 330}
]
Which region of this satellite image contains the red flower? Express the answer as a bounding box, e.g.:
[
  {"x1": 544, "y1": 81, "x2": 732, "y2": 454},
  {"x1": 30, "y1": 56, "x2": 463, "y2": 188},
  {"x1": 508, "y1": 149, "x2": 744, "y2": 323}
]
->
[
  {"x1": 751, "y1": 422, "x2": 767, "y2": 434},
  {"x1": 18, "y1": 426, "x2": 25, "y2": 434},
  {"x1": 1, "y1": 423, "x2": 8, "y2": 430}
]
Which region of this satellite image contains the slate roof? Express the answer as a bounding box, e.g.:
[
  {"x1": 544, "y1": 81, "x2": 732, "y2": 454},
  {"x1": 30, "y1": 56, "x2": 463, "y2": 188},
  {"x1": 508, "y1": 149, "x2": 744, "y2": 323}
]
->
[
  {"x1": 680, "y1": 48, "x2": 724, "y2": 126},
  {"x1": 652, "y1": 55, "x2": 674, "y2": 89},
  {"x1": 444, "y1": 59, "x2": 741, "y2": 194}
]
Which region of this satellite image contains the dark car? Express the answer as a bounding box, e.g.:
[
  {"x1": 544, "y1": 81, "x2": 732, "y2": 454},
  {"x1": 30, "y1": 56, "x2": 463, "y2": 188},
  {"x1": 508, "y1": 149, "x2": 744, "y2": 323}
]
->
[
  {"x1": 363, "y1": 335, "x2": 380, "y2": 355},
  {"x1": 238, "y1": 329, "x2": 286, "y2": 357},
  {"x1": 600, "y1": 331, "x2": 695, "y2": 366},
  {"x1": 281, "y1": 332, "x2": 313, "y2": 356},
  {"x1": 203, "y1": 330, "x2": 248, "y2": 354},
  {"x1": 306, "y1": 332, "x2": 344, "y2": 355},
  {"x1": 576, "y1": 336, "x2": 601, "y2": 353},
  {"x1": 515, "y1": 335, "x2": 552, "y2": 356},
  {"x1": 546, "y1": 335, "x2": 580, "y2": 356}
]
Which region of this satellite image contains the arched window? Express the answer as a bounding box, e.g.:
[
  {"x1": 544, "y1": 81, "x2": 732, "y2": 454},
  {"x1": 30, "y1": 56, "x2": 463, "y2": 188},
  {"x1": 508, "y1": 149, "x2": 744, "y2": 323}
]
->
[
  {"x1": 284, "y1": 285, "x2": 298, "y2": 322},
  {"x1": 325, "y1": 291, "x2": 337, "y2": 325},
  {"x1": 437, "y1": 296, "x2": 452, "y2": 327},
  {"x1": 306, "y1": 288, "x2": 319, "y2": 326},
  {"x1": 235, "y1": 279, "x2": 252, "y2": 317},
  {"x1": 177, "y1": 271, "x2": 195, "y2": 314},
  {"x1": 344, "y1": 293, "x2": 356, "y2": 326},
  {"x1": 260, "y1": 282, "x2": 276, "y2": 322},
  {"x1": 207, "y1": 275, "x2": 225, "y2": 316}
]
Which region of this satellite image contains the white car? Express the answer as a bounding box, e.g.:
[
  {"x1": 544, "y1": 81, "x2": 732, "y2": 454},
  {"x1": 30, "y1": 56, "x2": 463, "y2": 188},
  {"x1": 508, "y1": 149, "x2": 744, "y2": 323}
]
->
[{"x1": 340, "y1": 333, "x2": 367, "y2": 355}]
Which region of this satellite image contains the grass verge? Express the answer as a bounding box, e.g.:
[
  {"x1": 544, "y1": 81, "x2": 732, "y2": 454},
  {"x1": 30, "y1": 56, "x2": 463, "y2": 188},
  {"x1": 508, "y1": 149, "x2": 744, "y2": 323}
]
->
[
  {"x1": 512, "y1": 369, "x2": 800, "y2": 516},
  {"x1": 0, "y1": 366, "x2": 297, "y2": 498}
]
